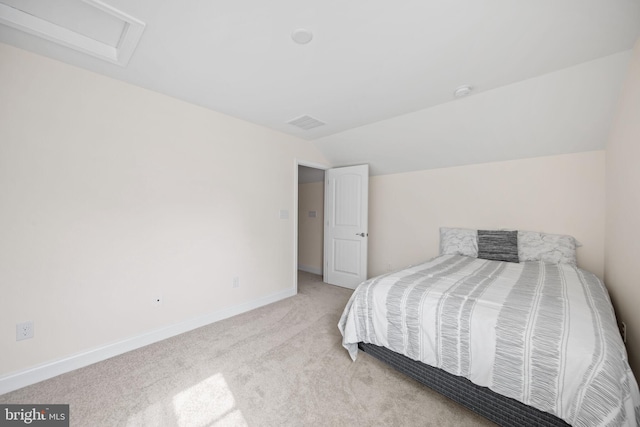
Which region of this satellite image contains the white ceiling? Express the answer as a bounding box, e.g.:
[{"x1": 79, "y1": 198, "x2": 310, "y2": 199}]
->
[{"x1": 1, "y1": 0, "x2": 639, "y2": 174}]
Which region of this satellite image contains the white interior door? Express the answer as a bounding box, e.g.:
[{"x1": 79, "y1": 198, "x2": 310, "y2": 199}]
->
[{"x1": 324, "y1": 164, "x2": 368, "y2": 289}]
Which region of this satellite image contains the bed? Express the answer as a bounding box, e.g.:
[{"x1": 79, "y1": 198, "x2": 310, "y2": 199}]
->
[{"x1": 338, "y1": 228, "x2": 640, "y2": 427}]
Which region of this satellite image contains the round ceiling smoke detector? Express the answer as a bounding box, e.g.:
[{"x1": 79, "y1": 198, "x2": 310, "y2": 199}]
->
[
  {"x1": 454, "y1": 85, "x2": 473, "y2": 98},
  {"x1": 291, "y1": 28, "x2": 313, "y2": 44}
]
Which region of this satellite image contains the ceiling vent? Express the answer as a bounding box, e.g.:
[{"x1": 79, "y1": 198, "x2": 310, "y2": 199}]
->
[
  {"x1": 287, "y1": 115, "x2": 326, "y2": 130},
  {"x1": 0, "y1": 0, "x2": 145, "y2": 66}
]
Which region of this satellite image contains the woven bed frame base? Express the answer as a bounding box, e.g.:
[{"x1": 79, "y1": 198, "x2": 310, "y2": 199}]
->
[{"x1": 358, "y1": 342, "x2": 570, "y2": 427}]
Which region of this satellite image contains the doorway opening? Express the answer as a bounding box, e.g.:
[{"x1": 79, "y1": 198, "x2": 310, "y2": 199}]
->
[{"x1": 297, "y1": 165, "x2": 325, "y2": 279}]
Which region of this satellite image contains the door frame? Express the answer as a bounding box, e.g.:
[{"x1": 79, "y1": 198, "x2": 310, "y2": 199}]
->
[{"x1": 293, "y1": 159, "x2": 329, "y2": 293}]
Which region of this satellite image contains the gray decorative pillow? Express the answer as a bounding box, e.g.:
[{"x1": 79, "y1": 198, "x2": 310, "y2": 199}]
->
[
  {"x1": 517, "y1": 231, "x2": 579, "y2": 265},
  {"x1": 439, "y1": 227, "x2": 478, "y2": 257},
  {"x1": 477, "y1": 230, "x2": 519, "y2": 263}
]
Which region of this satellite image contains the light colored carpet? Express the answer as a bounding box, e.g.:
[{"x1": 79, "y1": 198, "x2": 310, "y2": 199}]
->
[{"x1": 1, "y1": 272, "x2": 495, "y2": 426}]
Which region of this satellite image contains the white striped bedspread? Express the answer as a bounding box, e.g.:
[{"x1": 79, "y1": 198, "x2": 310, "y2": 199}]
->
[{"x1": 338, "y1": 254, "x2": 640, "y2": 426}]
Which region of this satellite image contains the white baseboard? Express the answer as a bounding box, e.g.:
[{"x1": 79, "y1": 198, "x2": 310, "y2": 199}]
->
[
  {"x1": 297, "y1": 264, "x2": 322, "y2": 275},
  {"x1": 0, "y1": 287, "x2": 296, "y2": 395}
]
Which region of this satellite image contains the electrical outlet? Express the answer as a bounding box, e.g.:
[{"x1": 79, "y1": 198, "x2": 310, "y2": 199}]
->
[
  {"x1": 621, "y1": 322, "x2": 627, "y2": 343},
  {"x1": 232, "y1": 277, "x2": 240, "y2": 288},
  {"x1": 16, "y1": 321, "x2": 34, "y2": 341}
]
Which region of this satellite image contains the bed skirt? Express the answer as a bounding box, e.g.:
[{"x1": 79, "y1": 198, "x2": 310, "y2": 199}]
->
[{"x1": 358, "y1": 342, "x2": 570, "y2": 427}]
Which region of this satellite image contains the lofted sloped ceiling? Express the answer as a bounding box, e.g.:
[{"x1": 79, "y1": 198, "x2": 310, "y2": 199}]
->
[{"x1": 1, "y1": 0, "x2": 639, "y2": 175}]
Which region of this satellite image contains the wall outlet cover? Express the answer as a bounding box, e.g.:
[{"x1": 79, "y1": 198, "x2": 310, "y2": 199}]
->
[{"x1": 16, "y1": 321, "x2": 34, "y2": 341}]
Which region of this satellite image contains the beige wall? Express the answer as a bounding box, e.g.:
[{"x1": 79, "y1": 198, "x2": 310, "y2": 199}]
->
[
  {"x1": 369, "y1": 151, "x2": 605, "y2": 278},
  {"x1": 297, "y1": 182, "x2": 324, "y2": 274},
  {"x1": 605, "y1": 38, "x2": 640, "y2": 376},
  {"x1": 0, "y1": 43, "x2": 326, "y2": 376}
]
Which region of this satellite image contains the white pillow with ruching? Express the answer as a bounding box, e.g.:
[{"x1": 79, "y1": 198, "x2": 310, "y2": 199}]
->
[
  {"x1": 517, "y1": 230, "x2": 581, "y2": 265},
  {"x1": 439, "y1": 227, "x2": 478, "y2": 258}
]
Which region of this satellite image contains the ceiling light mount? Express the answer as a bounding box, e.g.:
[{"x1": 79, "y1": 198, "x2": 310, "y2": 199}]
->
[
  {"x1": 291, "y1": 28, "x2": 313, "y2": 45},
  {"x1": 453, "y1": 85, "x2": 473, "y2": 98}
]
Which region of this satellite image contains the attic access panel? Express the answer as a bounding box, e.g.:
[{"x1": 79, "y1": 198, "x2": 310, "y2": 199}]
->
[{"x1": 0, "y1": 0, "x2": 145, "y2": 66}]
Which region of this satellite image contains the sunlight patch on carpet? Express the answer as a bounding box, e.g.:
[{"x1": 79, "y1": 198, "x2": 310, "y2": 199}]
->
[{"x1": 172, "y1": 373, "x2": 247, "y2": 427}]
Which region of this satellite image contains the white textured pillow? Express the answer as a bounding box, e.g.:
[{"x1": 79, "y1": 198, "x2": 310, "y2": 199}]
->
[
  {"x1": 440, "y1": 227, "x2": 478, "y2": 257},
  {"x1": 517, "y1": 231, "x2": 580, "y2": 265}
]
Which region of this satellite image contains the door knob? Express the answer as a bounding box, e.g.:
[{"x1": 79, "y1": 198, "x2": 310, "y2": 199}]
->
[{"x1": 356, "y1": 232, "x2": 367, "y2": 237}]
